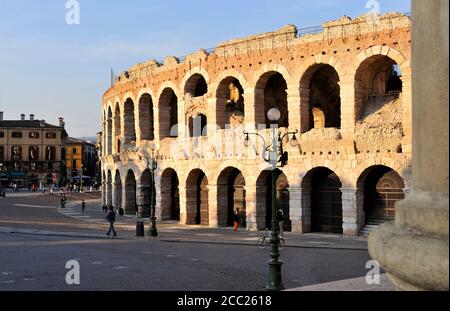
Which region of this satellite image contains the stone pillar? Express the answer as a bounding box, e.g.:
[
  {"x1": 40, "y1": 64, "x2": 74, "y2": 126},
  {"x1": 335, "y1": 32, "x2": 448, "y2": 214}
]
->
[
  {"x1": 288, "y1": 187, "x2": 303, "y2": 233},
  {"x1": 179, "y1": 183, "x2": 188, "y2": 225},
  {"x1": 341, "y1": 188, "x2": 359, "y2": 236},
  {"x1": 339, "y1": 78, "x2": 356, "y2": 138},
  {"x1": 243, "y1": 88, "x2": 256, "y2": 130},
  {"x1": 208, "y1": 184, "x2": 218, "y2": 228},
  {"x1": 287, "y1": 85, "x2": 300, "y2": 129},
  {"x1": 244, "y1": 184, "x2": 258, "y2": 231},
  {"x1": 369, "y1": 0, "x2": 449, "y2": 291},
  {"x1": 154, "y1": 174, "x2": 163, "y2": 221},
  {"x1": 101, "y1": 180, "x2": 106, "y2": 207}
]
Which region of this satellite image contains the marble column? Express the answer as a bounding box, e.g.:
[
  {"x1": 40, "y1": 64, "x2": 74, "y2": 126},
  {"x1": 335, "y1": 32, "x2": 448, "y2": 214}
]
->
[{"x1": 368, "y1": 0, "x2": 449, "y2": 291}]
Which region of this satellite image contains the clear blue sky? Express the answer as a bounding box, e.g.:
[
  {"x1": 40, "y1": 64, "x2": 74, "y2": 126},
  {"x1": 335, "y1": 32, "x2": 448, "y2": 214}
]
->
[{"x1": 0, "y1": 0, "x2": 411, "y2": 137}]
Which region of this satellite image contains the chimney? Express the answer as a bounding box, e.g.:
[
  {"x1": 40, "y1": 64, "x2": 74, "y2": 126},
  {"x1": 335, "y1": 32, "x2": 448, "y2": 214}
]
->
[
  {"x1": 21, "y1": 114, "x2": 25, "y2": 121},
  {"x1": 59, "y1": 117, "x2": 65, "y2": 128},
  {"x1": 0, "y1": 112, "x2": 3, "y2": 121},
  {"x1": 30, "y1": 114, "x2": 35, "y2": 121},
  {"x1": 40, "y1": 119, "x2": 46, "y2": 127}
]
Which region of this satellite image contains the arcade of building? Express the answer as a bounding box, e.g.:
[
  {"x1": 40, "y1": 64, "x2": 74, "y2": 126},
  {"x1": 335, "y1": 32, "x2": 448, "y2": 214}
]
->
[{"x1": 101, "y1": 13, "x2": 412, "y2": 236}]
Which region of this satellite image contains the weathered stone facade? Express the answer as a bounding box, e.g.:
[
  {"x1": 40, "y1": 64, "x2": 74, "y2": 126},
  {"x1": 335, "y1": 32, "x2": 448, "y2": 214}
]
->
[{"x1": 100, "y1": 13, "x2": 412, "y2": 236}]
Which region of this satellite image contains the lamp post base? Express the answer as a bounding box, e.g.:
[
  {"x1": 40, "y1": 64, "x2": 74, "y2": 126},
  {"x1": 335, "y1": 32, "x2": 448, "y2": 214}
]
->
[{"x1": 266, "y1": 259, "x2": 284, "y2": 291}]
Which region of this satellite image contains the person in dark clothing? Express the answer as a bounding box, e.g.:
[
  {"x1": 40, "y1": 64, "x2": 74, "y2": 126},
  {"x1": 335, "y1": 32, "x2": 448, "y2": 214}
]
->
[
  {"x1": 233, "y1": 209, "x2": 241, "y2": 232},
  {"x1": 105, "y1": 207, "x2": 117, "y2": 237},
  {"x1": 81, "y1": 200, "x2": 86, "y2": 215}
]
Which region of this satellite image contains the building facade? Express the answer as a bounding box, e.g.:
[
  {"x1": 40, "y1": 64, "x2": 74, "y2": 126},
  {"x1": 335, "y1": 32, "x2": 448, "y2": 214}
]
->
[
  {"x1": 0, "y1": 113, "x2": 67, "y2": 188},
  {"x1": 65, "y1": 137, "x2": 98, "y2": 182},
  {"x1": 100, "y1": 13, "x2": 412, "y2": 236}
]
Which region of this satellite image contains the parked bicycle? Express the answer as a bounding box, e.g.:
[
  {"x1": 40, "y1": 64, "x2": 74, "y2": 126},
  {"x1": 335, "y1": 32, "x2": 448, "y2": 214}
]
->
[{"x1": 256, "y1": 228, "x2": 286, "y2": 250}]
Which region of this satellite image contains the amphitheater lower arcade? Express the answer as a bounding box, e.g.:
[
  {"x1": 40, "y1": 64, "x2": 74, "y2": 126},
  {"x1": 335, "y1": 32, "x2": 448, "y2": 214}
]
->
[{"x1": 101, "y1": 13, "x2": 412, "y2": 236}]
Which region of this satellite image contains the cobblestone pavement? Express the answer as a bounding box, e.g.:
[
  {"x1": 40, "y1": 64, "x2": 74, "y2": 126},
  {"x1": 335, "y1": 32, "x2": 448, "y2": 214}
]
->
[{"x1": 0, "y1": 193, "x2": 378, "y2": 291}]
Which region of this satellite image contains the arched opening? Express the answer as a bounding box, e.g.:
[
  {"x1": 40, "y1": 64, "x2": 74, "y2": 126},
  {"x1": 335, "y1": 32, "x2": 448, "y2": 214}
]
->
[
  {"x1": 189, "y1": 114, "x2": 207, "y2": 137},
  {"x1": 139, "y1": 169, "x2": 153, "y2": 217},
  {"x1": 138, "y1": 93, "x2": 154, "y2": 141},
  {"x1": 184, "y1": 74, "x2": 208, "y2": 97},
  {"x1": 301, "y1": 64, "x2": 341, "y2": 131},
  {"x1": 217, "y1": 167, "x2": 246, "y2": 227},
  {"x1": 114, "y1": 103, "x2": 121, "y2": 153},
  {"x1": 124, "y1": 170, "x2": 137, "y2": 215},
  {"x1": 123, "y1": 98, "x2": 136, "y2": 145},
  {"x1": 358, "y1": 166, "x2": 405, "y2": 226},
  {"x1": 216, "y1": 77, "x2": 245, "y2": 129},
  {"x1": 256, "y1": 169, "x2": 291, "y2": 231},
  {"x1": 186, "y1": 169, "x2": 208, "y2": 225},
  {"x1": 159, "y1": 88, "x2": 178, "y2": 138},
  {"x1": 107, "y1": 107, "x2": 113, "y2": 155},
  {"x1": 160, "y1": 168, "x2": 180, "y2": 221},
  {"x1": 355, "y1": 55, "x2": 403, "y2": 122},
  {"x1": 302, "y1": 167, "x2": 342, "y2": 234},
  {"x1": 255, "y1": 72, "x2": 288, "y2": 128},
  {"x1": 114, "y1": 170, "x2": 122, "y2": 210},
  {"x1": 106, "y1": 170, "x2": 113, "y2": 207}
]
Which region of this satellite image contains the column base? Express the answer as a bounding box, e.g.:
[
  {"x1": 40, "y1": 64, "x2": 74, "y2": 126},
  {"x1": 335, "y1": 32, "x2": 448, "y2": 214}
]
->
[{"x1": 369, "y1": 221, "x2": 449, "y2": 291}]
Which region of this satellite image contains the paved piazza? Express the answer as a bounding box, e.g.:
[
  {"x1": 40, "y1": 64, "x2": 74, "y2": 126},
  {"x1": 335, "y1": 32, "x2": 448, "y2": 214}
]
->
[{"x1": 0, "y1": 192, "x2": 377, "y2": 291}]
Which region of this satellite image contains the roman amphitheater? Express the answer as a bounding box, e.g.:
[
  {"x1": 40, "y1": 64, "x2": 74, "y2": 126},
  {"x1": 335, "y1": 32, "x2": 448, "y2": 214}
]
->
[{"x1": 100, "y1": 12, "x2": 412, "y2": 236}]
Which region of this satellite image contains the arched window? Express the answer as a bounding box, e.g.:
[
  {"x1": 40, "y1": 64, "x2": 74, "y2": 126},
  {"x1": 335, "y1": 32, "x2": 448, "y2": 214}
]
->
[{"x1": 184, "y1": 74, "x2": 208, "y2": 97}]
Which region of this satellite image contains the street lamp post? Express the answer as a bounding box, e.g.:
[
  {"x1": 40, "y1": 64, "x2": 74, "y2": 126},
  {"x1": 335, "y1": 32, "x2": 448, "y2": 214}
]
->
[
  {"x1": 244, "y1": 108, "x2": 299, "y2": 292},
  {"x1": 79, "y1": 164, "x2": 84, "y2": 192},
  {"x1": 147, "y1": 146, "x2": 158, "y2": 237},
  {"x1": 140, "y1": 144, "x2": 158, "y2": 237}
]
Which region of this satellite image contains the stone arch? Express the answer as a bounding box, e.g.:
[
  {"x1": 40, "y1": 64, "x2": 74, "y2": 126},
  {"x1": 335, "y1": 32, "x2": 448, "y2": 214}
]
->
[
  {"x1": 138, "y1": 169, "x2": 153, "y2": 217},
  {"x1": 216, "y1": 76, "x2": 245, "y2": 129},
  {"x1": 123, "y1": 98, "x2": 137, "y2": 145},
  {"x1": 106, "y1": 170, "x2": 113, "y2": 207},
  {"x1": 185, "y1": 169, "x2": 209, "y2": 225},
  {"x1": 124, "y1": 169, "x2": 137, "y2": 215},
  {"x1": 158, "y1": 87, "x2": 179, "y2": 139},
  {"x1": 181, "y1": 66, "x2": 210, "y2": 96},
  {"x1": 137, "y1": 93, "x2": 155, "y2": 141},
  {"x1": 216, "y1": 167, "x2": 246, "y2": 227},
  {"x1": 354, "y1": 48, "x2": 407, "y2": 123},
  {"x1": 357, "y1": 165, "x2": 405, "y2": 229},
  {"x1": 160, "y1": 168, "x2": 180, "y2": 221},
  {"x1": 106, "y1": 106, "x2": 113, "y2": 155},
  {"x1": 256, "y1": 169, "x2": 291, "y2": 231},
  {"x1": 255, "y1": 70, "x2": 289, "y2": 128},
  {"x1": 114, "y1": 102, "x2": 121, "y2": 153},
  {"x1": 299, "y1": 63, "x2": 341, "y2": 132},
  {"x1": 301, "y1": 166, "x2": 343, "y2": 234},
  {"x1": 189, "y1": 113, "x2": 207, "y2": 137},
  {"x1": 113, "y1": 169, "x2": 122, "y2": 210}
]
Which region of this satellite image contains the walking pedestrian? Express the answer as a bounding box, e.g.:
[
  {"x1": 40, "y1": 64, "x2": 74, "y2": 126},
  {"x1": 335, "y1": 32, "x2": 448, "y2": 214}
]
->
[
  {"x1": 277, "y1": 208, "x2": 284, "y2": 238},
  {"x1": 233, "y1": 209, "x2": 241, "y2": 232},
  {"x1": 105, "y1": 207, "x2": 117, "y2": 237},
  {"x1": 102, "y1": 205, "x2": 107, "y2": 213},
  {"x1": 81, "y1": 199, "x2": 86, "y2": 214}
]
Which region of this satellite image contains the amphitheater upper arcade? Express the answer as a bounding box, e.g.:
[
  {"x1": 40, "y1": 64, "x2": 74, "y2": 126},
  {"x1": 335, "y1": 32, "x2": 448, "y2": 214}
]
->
[{"x1": 101, "y1": 13, "x2": 412, "y2": 236}]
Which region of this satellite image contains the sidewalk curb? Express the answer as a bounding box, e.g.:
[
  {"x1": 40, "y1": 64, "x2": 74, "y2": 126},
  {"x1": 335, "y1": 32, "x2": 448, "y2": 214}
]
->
[
  {"x1": 0, "y1": 227, "x2": 127, "y2": 240},
  {"x1": 159, "y1": 238, "x2": 368, "y2": 251}
]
